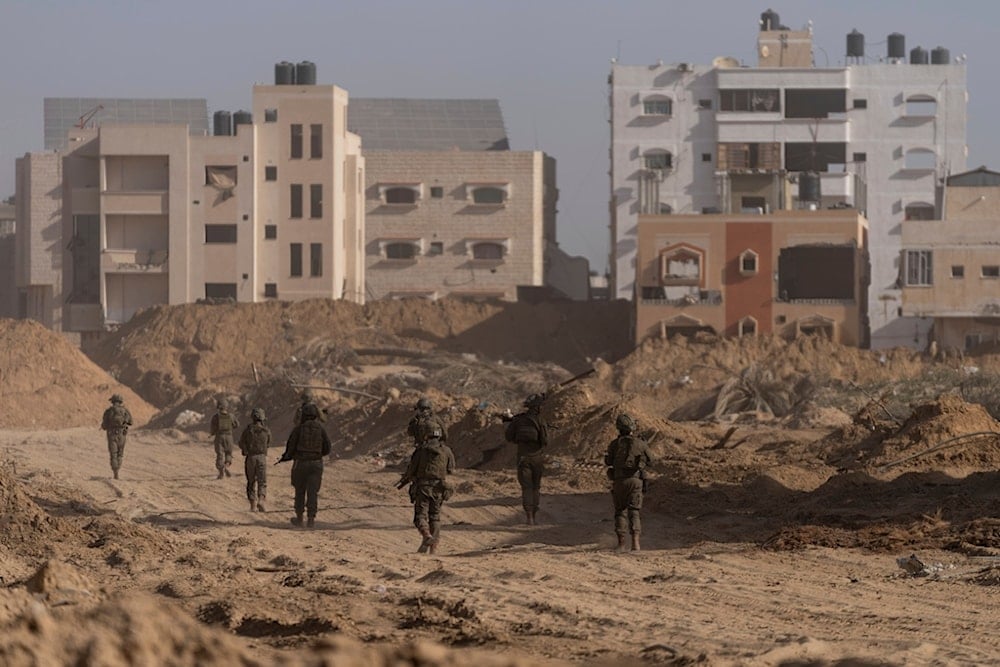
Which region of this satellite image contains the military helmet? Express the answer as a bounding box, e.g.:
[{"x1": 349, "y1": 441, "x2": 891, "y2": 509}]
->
[
  {"x1": 301, "y1": 403, "x2": 320, "y2": 420},
  {"x1": 216, "y1": 398, "x2": 226, "y2": 409},
  {"x1": 301, "y1": 389, "x2": 314, "y2": 402},
  {"x1": 416, "y1": 397, "x2": 432, "y2": 411},
  {"x1": 251, "y1": 407, "x2": 266, "y2": 422},
  {"x1": 425, "y1": 423, "x2": 444, "y2": 440},
  {"x1": 615, "y1": 413, "x2": 636, "y2": 434},
  {"x1": 110, "y1": 394, "x2": 124, "y2": 404},
  {"x1": 523, "y1": 393, "x2": 544, "y2": 408}
]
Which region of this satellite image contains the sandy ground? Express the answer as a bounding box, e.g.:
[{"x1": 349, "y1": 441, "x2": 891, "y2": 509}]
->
[{"x1": 3, "y1": 426, "x2": 1000, "y2": 666}]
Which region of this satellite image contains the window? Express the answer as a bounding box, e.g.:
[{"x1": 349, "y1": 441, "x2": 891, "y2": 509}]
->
[
  {"x1": 983, "y1": 265, "x2": 1000, "y2": 278},
  {"x1": 739, "y1": 249, "x2": 759, "y2": 275},
  {"x1": 658, "y1": 203, "x2": 673, "y2": 214},
  {"x1": 853, "y1": 99, "x2": 868, "y2": 109},
  {"x1": 904, "y1": 203, "x2": 935, "y2": 220},
  {"x1": 701, "y1": 153, "x2": 712, "y2": 162},
  {"x1": 785, "y1": 142, "x2": 847, "y2": 172},
  {"x1": 698, "y1": 99, "x2": 712, "y2": 109},
  {"x1": 951, "y1": 265, "x2": 964, "y2": 278},
  {"x1": 904, "y1": 149, "x2": 936, "y2": 171},
  {"x1": 785, "y1": 89, "x2": 847, "y2": 118},
  {"x1": 265, "y1": 166, "x2": 277, "y2": 181},
  {"x1": 264, "y1": 283, "x2": 277, "y2": 298},
  {"x1": 205, "y1": 224, "x2": 237, "y2": 243},
  {"x1": 290, "y1": 243, "x2": 303, "y2": 277},
  {"x1": 310, "y1": 184, "x2": 322, "y2": 218},
  {"x1": 905, "y1": 250, "x2": 933, "y2": 286},
  {"x1": 264, "y1": 225, "x2": 277, "y2": 240},
  {"x1": 290, "y1": 184, "x2": 303, "y2": 218},
  {"x1": 310, "y1": 243, "x2": 322, "y2": 277},
  {"x1": 472, "y1": 242, "x2": 504, "y2": 260},
  {"x1": 472, "y1": 187, "x2": 505, "y2": 204},
  {"x1": 966, "y1": 333, "x2": 989, "y2": 351},
  {"x1": 430, "y1": 186, "x2": 444, "y2": 198},
  {"x1": 853, "y1": 152, "x2": 867, "y2": 163},
  {"x1": 643, "y1": 150, "x2": 672, "y2": 171},
  {"x1": 428, "y1": 241, "x2": 444, "y2": 255},
  {"x1": 205, "y1": 283, "x2": 237, "y2": 300},
  {"x1": 738, "y1": 317, "x2": 757, "y2": 337},
  {"x1": 385, "y1": 242, "x2": 417, "y2": 260},
  {"x1": 310, "y1": 124, "x2": 322, "y2": 158},
  {"x1": 290, "y1": 124, "x2": 303, "y2": 159},
  {"x1": 264, "y1": 108, "x2": 278, "y2": 123},
  {"x1": 385, "y1": 187, "x2": 417, "y2": 204},
  {"x1": 719, "y1": 89, "x2": 780, "y2": 112},
  {"x1": 642, "y1": 97, "x2": 672, "y2": 116},
  {"x1": 205, "y1": 165, "x2": 237, "y2": 187},
  {"x1": 905, "y1": 96, "x2": 937, "y2": 117},
  {"x1": 718, "y1": 142, "x2": 781, "y2": 170},
  {"x1": 659, "y1": 244, "x2": 704, "y2": 286}
]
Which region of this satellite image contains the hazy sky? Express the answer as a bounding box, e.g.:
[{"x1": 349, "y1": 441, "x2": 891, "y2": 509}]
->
[{"x1": 2, "y1": 1, "x2": 997, "y2": 271}]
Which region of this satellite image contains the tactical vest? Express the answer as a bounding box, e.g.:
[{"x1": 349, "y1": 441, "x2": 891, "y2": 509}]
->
[
  {"x1": 216, "y1": 412, "x2": 233, "y2": 433},
  {"x1": 507, "y1": 413, "x2": 540, "y2": 444},
  {"x1": 295, "y1": 421, "x2": 324, "y2": 459},
  {"x1": 612, "y1": 435, "x2": 644, "y2": 478},
  {"x1": 416, "y1": 442, "x2": 449, "y2": 480},
  {"x1": 244, "y1": 425, "x2": 271, "y2": 456},
  {"x1": 106, "y1": 405, "x2": 129, "y2": 430}
]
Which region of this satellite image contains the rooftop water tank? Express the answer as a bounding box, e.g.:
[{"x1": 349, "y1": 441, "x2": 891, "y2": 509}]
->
[
  {"x1": 760, "y1": 8, "x2": 780, "y2": 31},
  {"x1": 295, "y1": 61, "x2": 317, "y2": 85},
  {"x1": 798, "y1": 171, "x2": 822, "y2": 206},
  {"x1": 275, "y1": 61, "x2": 295, "y2": 85},
  {"x1": 910, "y1": 46, "x2": 928, "y2": 64},
  {"x1": 931, "y1": 46, "x2": 951, "y2": 64},
  {"x1": 888, "y1": 33, "x2": 906, "y2": 60},
  {"x1": 233, "y1": 110, "x2": 253, "y2": 127},
  {"x1": 846, "y1": 29, "x2": 865, "y2": 58},
  {"x1": 213, "y1": 110, "x2": 232, "y2": 137}
]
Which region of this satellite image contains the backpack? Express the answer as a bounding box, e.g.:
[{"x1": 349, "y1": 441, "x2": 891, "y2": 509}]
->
[
  {"x1": 216, "y1": 412, "x2": 233, "y2": 433},
  {"x1": 612, "y1": 435, "x2": 643, "y2": 476},
  {"x1": 505, "y1": 414, "x2": 540, "y2": 444},
  {"x1": 108, "y1": 405, "x2": 128, "y2": 429},
  {"x1": 417, "y1": 443, "x2": 450, "y2": 480}
]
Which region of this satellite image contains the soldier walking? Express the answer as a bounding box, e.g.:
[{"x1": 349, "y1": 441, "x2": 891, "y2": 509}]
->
[
  {"x1": 239, "y1": 408, "x2": 272, "y2": 512},
  {"x1": 407, "y1": 397, "x2": 447, "y2": 447},
  {"x1": 504, "y1": 393, "x2": 548, "y2": 525},
  {"x1": 293, "y1": 389, "x2": 326, "y2": 425},
  {"x1": 604, "y1": 413, "x2": 651, "y2": 552},
  {"x1": 210, "y1": 399, "x2": 239, "y2": 479},
  {"x1": 277, "y1": 404, "x2": 331, "y2": 528},
  {"x1": 398, "y1": 424, "x2": 455, "y2": 554},
  {"x1": 100, "y1": 394, "x2": 133, "y2": 480}
]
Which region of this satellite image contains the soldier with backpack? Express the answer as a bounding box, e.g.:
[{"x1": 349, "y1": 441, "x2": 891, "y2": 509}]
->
[
  {"x1": 406, "y1": 397, "x2": 448, "y2": 447},
  {"x1": 504, "y1": 393, "x2": 549, "y2": 525},
  {"x1": 239, "y1": 408, "x2": 272, "y2": 512},
  {"x1": 604, "y1": 413, "x2": 652, "y2": 552},
  {"x1": 100, "y1": 394, "x2": 133, "y2": 480},
  {"x1": 397, "y1": 423, "x2": 455, "y2": 554},
  {"x1": 277, "y1": 403, "x2": 332, "y2": 528},
  {"x1": 210, "y1": 399, "x2": 240, "y2": 479}
]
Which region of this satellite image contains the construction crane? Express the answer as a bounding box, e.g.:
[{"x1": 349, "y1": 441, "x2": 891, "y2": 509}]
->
[{"x1": 75, "y1": 104, "x2": 104, "y2": 129}]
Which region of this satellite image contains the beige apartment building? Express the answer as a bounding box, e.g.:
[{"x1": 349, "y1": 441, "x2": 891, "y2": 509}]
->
[
  {"x1": 0, "y1": 202, "x2": 15, "y2": 318},
  {"x1": 634, "y1": 209, "x2": 869, "y2": 346},
  {"x1": 15, "y1": 64, "x2": 364, "y2": 335},
  {"x1": 901, "y1": 167, "x2": 1000, "y2": 351}
]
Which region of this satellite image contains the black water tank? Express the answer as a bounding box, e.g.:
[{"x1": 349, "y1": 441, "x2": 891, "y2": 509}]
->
[
  {"x1": 760, "y1": 8, "x2": 780, "y2": 31},
  {"x1": 295, "y1": 61, "x2": 317, "y2": 85},
  {"x1": 887, "y1": 33, "x2": 906, "y2": 60},
  {"x1": 213, "y1": 110, "x2": 232, "y2": 137},
  {"x1": 798, "y1": 172, "x2": 822, "y2": 205},
  {"x1": 910, "y1": 46, "x2": 929, "y2": 64},
  {"x1": 233, "y1": 110, "x2": 253, "y2": 128},
  {"x1": 847, "y1": 29, "x2": 865, "y2": 57},
  {"x1": 275, "y1": 61, "x2": 295, "y2": 85},
  {"x1": 931, "y1": 46, "x2": 951, "y2": 64}
]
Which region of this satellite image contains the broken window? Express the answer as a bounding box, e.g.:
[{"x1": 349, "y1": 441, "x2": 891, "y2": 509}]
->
[
  {"x1": 205, "y1": 166, "x2": 237, "y2": 201},
  {"x1": 778, "y1": 246, "x2": 856, "y2": 299},
  {"x1": 785, "y1": 89, "x2": 847, "y2": 118},
  {"x1": 718, "y1": 143, "x2": 780, "y2": 170},
  {"x1": 785, "y1": 142, "x2": 847, "y2": 172},
  {"x1": 659, "y1": 247, "x2": 703, "y2": 286},
  {"x1": 904, "y1": 250, "x2": 933, "y2": 286},
  {"x1": 719, "y1": 89, "x2": 780, "y2": 112}
]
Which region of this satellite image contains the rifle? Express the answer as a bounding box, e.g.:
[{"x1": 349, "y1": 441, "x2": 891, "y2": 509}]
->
[{"x1": 491, "y1": 367, "x2": 597, "y2": 422}]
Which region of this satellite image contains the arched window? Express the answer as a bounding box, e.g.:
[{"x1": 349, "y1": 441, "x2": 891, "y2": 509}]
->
[
  {"x1": 904, "y1": 148, "x2": 936, "y2": 171},
  {"x1": 738, "y1": 316, "x2": 758, "y2": 337},
  {"x1": 385, "y1": 242, "x2": 417, "y2": 260},
  {"x1": 643, "y1": 149, "x2": 673, "y2": 171},
  {"x1": 659, "y1": 243, "x2": 704, "y2": 286},
  {"x1": 472, "y1": 242, "x2": 505, "y2": 260},
  {"x1": 904, "y1": 202, "x2": 935, "y2": 220},
  {"x1": 642, "y1": 95, "x2": 672, "y2": 116},
  {"x1": 385, "y1": 187, "x2": 417, "y2": 204},
  {"x1": 905, "y1": 95, "x2": 937, "y2": 117},
  {"x1": 472, "y1": 187, "x2": 506, "y2": 204},
  {"x1": 739, "y1": 249, "x2": 759, "y2": 275}
]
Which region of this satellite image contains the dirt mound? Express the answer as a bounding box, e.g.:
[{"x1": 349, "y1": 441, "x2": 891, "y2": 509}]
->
[
  {"x1": 0, "y1": 464, "x2": 81, "y2": 559},
  {"x1": 0, "y1": 319, "x2": 155, "y2": 428}
]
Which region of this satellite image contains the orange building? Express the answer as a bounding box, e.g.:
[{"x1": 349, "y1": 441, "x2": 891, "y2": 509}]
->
[{"x1": 634, "y1": 210, "x2": 869, "y2": 346}]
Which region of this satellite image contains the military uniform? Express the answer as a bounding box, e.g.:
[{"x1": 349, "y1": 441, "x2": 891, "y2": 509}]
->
[
  {"x1": 407, "y1": 412, "x2": 448, "y2": 446},
  {"x1": 605, "y1": 414, "x2": 652, "y2": 551},
  {"x1": 210, "y1": 406, "x2": 239, "y2": 479},
  {"x1": 279, "y1": 405, "x2": 332, "y2": 527},
  {"x1": 293, "y1": 390, "x2": 326, "y2": 426},
  {"x1": 100, "y1": 395, "x2": 133, "y2": 480},
  {"x1": 402, "y1": 430, "x2": 455, "y2": 554},
  {"x1": 505, "y1": 394, "x2": 548, "y2": 525},
  {"x1": 239, "y1": 409, "x2": 272, "y2": 512}
]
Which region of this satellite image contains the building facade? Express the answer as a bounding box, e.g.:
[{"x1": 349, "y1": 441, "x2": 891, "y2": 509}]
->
[
  {"x1": 901, "y1": 167, "x2": 1000, "y2": 352},
  {"x1": 610, "y1": 10, "x2": 966, "y2": 348},
  {"x1": 634, "y1": 209, "x2": 869, "y2": 346},
  {"x1": 0, "y1": 202, "x2": 16, "y2": 318},
  {"x1": 16, "y1": 67, "x2": 365, "y2": 335}
]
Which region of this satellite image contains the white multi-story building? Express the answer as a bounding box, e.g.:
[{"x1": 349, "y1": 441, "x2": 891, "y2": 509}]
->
[{"x1": 610, "y1": 9, "x2": 967, "y2": 348}]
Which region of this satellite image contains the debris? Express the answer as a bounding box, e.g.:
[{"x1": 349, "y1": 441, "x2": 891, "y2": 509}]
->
[{"x1": 896, "y1": 554, "x2": 945, "y2": 577}]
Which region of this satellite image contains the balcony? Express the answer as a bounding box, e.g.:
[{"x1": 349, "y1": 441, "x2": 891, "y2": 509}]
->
[
  {"x1": 640, "y1": 287, "x2": 722, "y2": 306},
  {"x1": 101, "y1": 190, "x2": 169, "y2": 215},
  {"x1": 101, "y1": 248, "x2": 169, "y2": 273}
]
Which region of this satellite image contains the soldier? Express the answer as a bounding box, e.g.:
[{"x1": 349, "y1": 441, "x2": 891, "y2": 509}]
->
[
  {"x1": 397, "y1": 423, "x2": 455, "y2": 554},
  {"x1": 406, "y1": 397, "x2": 448, "y2": 447},
  {"x1": 504, "y1": 393, "x2": 549, "y2": 525},
  {"x1": 277, "y1": 403, "x2": 332, "y2": 528},
  {"x1": 293, "y1": 389, "x2": 326, "y2": 426},
  {"x1": 100, "y1": 394, "x2": 133, "y2": 480},
  {"x1": 239, "y1": 408, "x2": 272, "y2": 512},
  {"x1": 604, "y1": 413, "x2": 651, "y2": 552},
  {"x1": 209, "y1": 399, "x2": 239, "y2": 479}
]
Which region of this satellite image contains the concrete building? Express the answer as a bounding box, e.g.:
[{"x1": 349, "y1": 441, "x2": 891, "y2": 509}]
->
[
  {"x1": 16, "y1": 65, "x2": 364, "y2": 335},
  {"x1": 349, "y1": 98, "x2": 586, "y2": 301},
  {"x1": 0, "y1": 202, "x2": 16, "y2": 318},
  {"x1": 634, "y1": 209, "x2": 869, "y2": 346},
  {"x1": 901, "y1": 167, "x2": 1000, "y2": 352},
  {"x1": 610, "y1": 9, "x2": 966, "y2": 348}
]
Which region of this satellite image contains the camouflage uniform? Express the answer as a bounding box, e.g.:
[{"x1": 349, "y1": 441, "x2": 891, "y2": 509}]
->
[
  {"x1": 504, "y1": 394, "x2": 548, "y2": 525},
  {"x1": 605, "y1": 414, "x2": 652, "y2": 551},
  {"x1": 407, "y1": 410, "x2": 448, "y2": 447},
  {"x1": 239, "y1": 408, "x2": 272, "y2": 512},
  {"x1": 210, "y1": 405, "x2": 239, "y2": 479},
  {"x1": 100, "y1": 395, "x2": 133, "y2": 480},
  {"x1": 402, "y1": 430, "x2": 455, "y2": 554},
  {"x1": 279, "y1": 405, "x2": 332, "y2": 527},
  {"x1": 293, "y1": 390, "x2": 326, "y2": 426}
]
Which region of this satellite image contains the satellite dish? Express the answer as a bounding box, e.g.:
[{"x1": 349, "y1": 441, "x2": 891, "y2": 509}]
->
[{"x1": 712, "y1": 56, "x2": 740, "y2": 69}]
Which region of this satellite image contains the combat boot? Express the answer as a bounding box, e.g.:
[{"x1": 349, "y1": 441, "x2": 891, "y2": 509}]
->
[
  {"x1": 616, "y1": 533, "x2": 627, "y2": 552},
  {"x1": 306, "y1": 516, "x2": 315, "y2": 528},
  {"x1": 290, "y1": 514, "x2": 303, "y2": 527},
  {"x1": 113, "y1": 469, "x2": 119, "y2": 480},
  {"x1": 418, "y1": 528, "x2": 433, "y2": 553},
  {"x1": 631, "y1": 532, "x2": 641, "y2": 552},
  {"x1": 249, "y1": 499, "x2": 257, "y2": 512},
  {"x1": 224, "y1": 465, "x2": 232, "y2": 478},
  {"x1": 216, "y1": 470, "x2": 224, "y2": 480},
  {"x1": 525, "y1": 510, "x2": 535, "y2": 526},
  {"x1": 256, "y1": 499, "x2": 266, "y2": 512}
]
